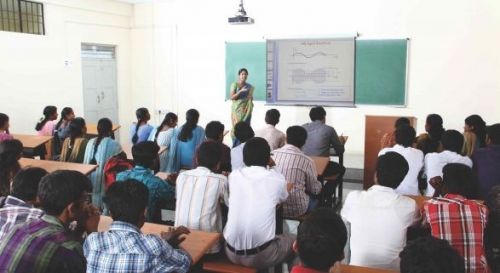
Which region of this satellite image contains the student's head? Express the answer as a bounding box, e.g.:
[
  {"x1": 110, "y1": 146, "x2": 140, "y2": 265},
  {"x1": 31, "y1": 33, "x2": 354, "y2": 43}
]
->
[
  {"x1": 395, "y1": 125, "x2": 416, "y2": 147},
  {"x1": 309, "y1": 106, "x2": 326, "y2": 122},
  {"x1": 286, "y1": 126, "x2": 308, "y2": 149},
  {"x1": 179, "y1": 109, "x2": 200, "y2": 142},
  {"x1": 97, "y1": 118, "x2": 113, "y2": 138},
  {"x1": 400, "y1": 236, "x2": 465, "y2": 273},
  {"x1": 425, "y1": 114, "x2": 445, "y2": 140},
  {"x1": 294, "y1": 208, "x2": 347, "y2": 271},
  {"x1": 104, "y1": 180, "x2": 149, "y2": 227},
  {"x1": 238, "y1": 68, "x2": 248, "y2": 81},
  {"x1": 35, "y1": 105, "x2": 57, "y2": 131},
  {"x1": 205, "y1": 121, "x2": 225, "y2": 142},
  {"x1": 375, "y1": 152, "x2": 409, "y2": 189},
  {"x1": 132, "y1": 108, "x2": 150, "y2": 144},
  {"x1": 465, "y1": 115, "x2": 487, "y2": 147},
  {"x1": 38, "y1": 170, "x2": 92, "y2": 220},
  {"x1": 234, "y1": 121, "x2": 255, "y2": 144},
  {"x1": 265, "y1": 109, "x2": 280, "y2": 126},
  {"x1": 11, "y1": 167, "x2": 48, "y2": 204},
  {"x1": 441, "y1": 130, "x2": 464, "y2": 154},
  {"x1": 197, "y1": 141, "x2": 222, "y2": 171},
  {"x1": 56, "y1": 107, "x2": 75, "y2": 130},
  {"x1": 0, "y1": 113, "x2": 9, "y2": 131},
  {"x1": 155, "y1": 112, "x2": 178, "y2": 141},
  {"x1": 132, "y1": 141, "x2": 160, "y2": 169},
  {"x1": 0, "y1": 139, "x2": 23, "y2": 196},
  {"x1": 68, "y1": 117, "x2": 87, "y2": 140},
  {"x1": 487, "y1": 123, "x2": 500, "y2": 145},
  {"x1": 243, "y1": 137, "x2": 270, "y2": 167},
  {"x1": 441, "y1": 163, "x2": 476, "y2": 198},
  {"x1": 394, "y1": 117, "x2": 410, "y2": 129}
]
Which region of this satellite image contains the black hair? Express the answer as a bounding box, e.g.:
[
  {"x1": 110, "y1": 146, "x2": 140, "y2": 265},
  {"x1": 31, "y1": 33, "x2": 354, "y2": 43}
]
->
[
  {"x1": 178, "y1": 109, "x2": 199, "y2": 142},
  {"x1": 395, "y1": 117, "x2": 410, "y2": 129},
  {"x1": 205, "y1": 121, "x2": 225, "y2": 141},
  {"x1": 55, "y1": 107, "x2": 74, "y2": 130},
  {"x1": 11, "y1": 167, "x2": 48, "y2": 201},
  {"x1": 68, "y1": 117, "x2": 86, "y2": 148},
  {"x1": 238, "y1": 68, "x2": 248, "y2": 75},
  {"x1": 442, "y1": 163, "x2": 476, "y2": 198},
  {"x1": 90, "y1": 118, "x2": 113, "y2": 165},
  {"x1": 35, "y1": 106, "x2": 57, "y2": 131},
  {"x1": 38, "y1": 170, "x2": 92, "y2": 216},
  {"x1": 485, "y1": 186, "x2": 500, "y2": 273},
  {"x1": 395, "y1": 125, "x2": 416, "y2": 147},
  {"x1": 234, "y1": 121, "x2": 254, "y2": 143},
  {"x1": 286, "y1": 126, "x2": 307, "y2": 149},
  {"x1": 155, "y1": 112, "x2": 177, "y2": 142},
  {"x1": 465, "y1": 114, "x2": 487, "y2": 148},
  {"x1": 243, "y1": 137, "x2": 270, "y2": 167},
  {"x1": 132, "y1": 141, "x2": 160, "y2": 168},
  {"x1": 297, "y1": 208, "x2": 347, "y2": 271},
  {"x1": 426, "y1": 114, "x2": 445, "y2": 141},
  {"x1": 0, "y1": 113, "x2": 9, "y2": 133},
  {"x1": 132, "y1": 108, "x2": 150, "y2": 144},
  {"x1": 309, "y1": 106, "x2": 326, "y2": 121},
  {"x1": 0, "y1": 139, "x2": 23, "y2": 196},
  {"x1": 197, "y1": 141, "x2": 222, "y2": 170},
  {"x1": 104, "y1": 179, "x2": 149, "y2": 225},
  {"x1": 400, "y1": 236, "x2": 465, "y2": 273},
  {"x1": 441, "y1": 130, "x2": 464, "y2": 154},
  {"x1": 265, "y1": 109, "x2": 280, "y2": 126},
  {"x1": 376, "y1": 152, "x2": 409, "y2": 189},
  {"x1": 487, "y1": 124, "x2": 500, "y2": 145}
]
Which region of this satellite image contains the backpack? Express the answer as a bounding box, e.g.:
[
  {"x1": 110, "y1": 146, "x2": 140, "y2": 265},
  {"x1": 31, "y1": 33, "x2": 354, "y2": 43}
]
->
[{"x1": 103, "y1": 154, "x2": 134, "y2": 191}]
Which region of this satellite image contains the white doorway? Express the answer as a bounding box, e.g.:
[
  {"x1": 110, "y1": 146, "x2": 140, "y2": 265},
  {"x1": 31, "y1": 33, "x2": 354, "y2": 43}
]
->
[{"x1": 81, "y1": 44, "x2": 119, "y2": 138}]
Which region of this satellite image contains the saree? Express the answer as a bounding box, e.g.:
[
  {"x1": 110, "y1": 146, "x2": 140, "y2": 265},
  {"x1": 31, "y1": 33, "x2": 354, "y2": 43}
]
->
[
  {"x1": 60, "y1": 137, "x2": 88, "y2": 163},
  {"x1": 230, "y1": 82, "x2": 254, "y2": 141}
]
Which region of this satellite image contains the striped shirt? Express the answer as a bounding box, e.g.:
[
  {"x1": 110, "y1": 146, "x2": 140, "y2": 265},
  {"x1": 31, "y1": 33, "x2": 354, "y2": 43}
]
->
[
  {"x1": 273, "y1": 144, "x2": 322, "y2": 217},
  {"x1": 175, "y1": 167, "x2": 228, "y2": 253},
  {"x1": 84, "y1": 221, "x2": 191, "y2": 273},
  {"x1": 0, "y1": 214, "x2": 86, "y2": 273},
  {"x1": 0, "y1": 195, "x2": 44, "y2": 239},
  {"x1": 423, "y1": 194, "x2": 489, "y2": 273}
]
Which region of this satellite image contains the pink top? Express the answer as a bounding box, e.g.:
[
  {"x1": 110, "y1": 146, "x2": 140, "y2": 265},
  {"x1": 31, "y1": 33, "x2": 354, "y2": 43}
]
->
[
  {"x1": 36, "y1": 120, "x2": 56, "y2": 136},
  {"x1": 0, "y1": 132, "x2": 13, "y2": 142}
]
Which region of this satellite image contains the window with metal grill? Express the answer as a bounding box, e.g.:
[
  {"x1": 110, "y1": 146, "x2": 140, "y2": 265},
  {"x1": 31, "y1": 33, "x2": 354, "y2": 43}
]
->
[{"x1": 0, "y1": 0, "x2": 44, "y2": 35}]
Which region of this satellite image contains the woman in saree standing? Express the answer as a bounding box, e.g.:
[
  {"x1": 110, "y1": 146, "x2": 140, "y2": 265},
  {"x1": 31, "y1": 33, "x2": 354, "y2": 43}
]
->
[{"x1": 230, "y1": 68, "x2": 254, "y2": 146}]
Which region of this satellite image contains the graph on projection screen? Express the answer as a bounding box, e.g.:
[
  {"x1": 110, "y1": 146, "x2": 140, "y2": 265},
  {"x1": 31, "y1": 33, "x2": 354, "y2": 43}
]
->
[{"x1": 266, "y1": 38, "x2": 355, "y2": 106}]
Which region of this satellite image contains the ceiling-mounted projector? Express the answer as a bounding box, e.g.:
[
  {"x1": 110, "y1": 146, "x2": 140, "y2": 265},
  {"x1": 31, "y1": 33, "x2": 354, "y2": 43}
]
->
[{"x1": 228, "y1": 0, "x2": 254, "y2": 24}]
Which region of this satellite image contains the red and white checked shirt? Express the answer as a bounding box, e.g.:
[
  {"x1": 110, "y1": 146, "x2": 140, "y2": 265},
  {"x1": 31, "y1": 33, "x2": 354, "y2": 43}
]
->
[{"x1": 422, "y1": 194, "x2": 489, "y2": 273}]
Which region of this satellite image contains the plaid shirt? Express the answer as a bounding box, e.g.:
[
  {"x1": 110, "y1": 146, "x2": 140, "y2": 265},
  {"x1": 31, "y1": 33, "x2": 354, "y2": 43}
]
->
[
  {"x1": 422, "y1": 194, "x2": 489, "y2": 273},
  {"x1": 0, "y1": 195, "x2": 44, "y2": 239},
  {"x1": 84, "y1": 221, "x2": 191, "y2": 273}
]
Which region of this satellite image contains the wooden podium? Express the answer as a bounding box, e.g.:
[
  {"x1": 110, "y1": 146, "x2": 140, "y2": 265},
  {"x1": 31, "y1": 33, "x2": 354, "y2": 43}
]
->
[{"x1": 364, "y1": 115, "x2": 417, "y2": 189}]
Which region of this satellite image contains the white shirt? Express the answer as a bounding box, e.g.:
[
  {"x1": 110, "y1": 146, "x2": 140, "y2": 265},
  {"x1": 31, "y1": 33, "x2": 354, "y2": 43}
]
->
[
  {"x1": 175, "y1": 166, "x2": 228, "y2": 253},
  {"x1": 341, "y1": 185, "x2": 418, "y2": 270},
  {"x1": 424, "y1": 150, "x2": 473, "y2": 196},
  {"x1": 224, "y1": 166, "x2": 288, "y2": 250},
  {"x1": 378, "y1": 144, "x2": 424, "y2": 195},
  {"x1": 255, "y1": 124, "x2": 286, "y2": 151},
  {"x1": 230, "y1": 143, "x2": 245, "y2": 170}
]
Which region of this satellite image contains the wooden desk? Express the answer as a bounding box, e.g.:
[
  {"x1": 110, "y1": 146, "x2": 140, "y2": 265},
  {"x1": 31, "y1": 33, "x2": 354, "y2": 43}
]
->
[
  {"x1": 86, "y1": 124, "x2": 121, "y2": 137},
  {"x1": 123, "y1": 144, "x2": 167, "y2": 160},
  {"x1": 19, "y1": 158, "x2": 97, "y2": 176},
  {"x1": 98, "y1": 216, "x2": 221, "y2": 264},
  {"x1": 311, "y1": 156, "x2": 329, "y2": 176},
  {"x1": 13, "y1": 134, "x2": 53, "y2": 149},
  {"x1": 340, "y1": 264, "x2": 398, "y2": 273}
]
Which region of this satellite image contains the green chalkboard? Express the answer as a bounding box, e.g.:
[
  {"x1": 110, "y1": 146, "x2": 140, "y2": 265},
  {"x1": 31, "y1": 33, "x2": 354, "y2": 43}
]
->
[
  {"x1": 355, "y1": 39, "x2": 407, "y2": 105},
  {"x1": 225, "y1": 42, "x2": 267, "y2": 101}
]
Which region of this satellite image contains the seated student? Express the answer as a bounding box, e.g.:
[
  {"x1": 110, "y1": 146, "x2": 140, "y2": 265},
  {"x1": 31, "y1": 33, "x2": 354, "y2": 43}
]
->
[
  {"x1": 0, "y1": 139, "x2": 23, "y2": 197},
  {"x1": 175, "y1": 141, "x2": 228, "y2": 254},
  {"x1": 415, "y1": 114, "x2": 445, "y2": 155},
  {"x1": 0, "y1": 170, "x2": 100, "y2": 273},
  {"x1": 273, "y1": 126, "x2": 322, "y2": 218},
  {"x1": 83, "y1": 118, "x2": 122, "y2": 209},
  {"x1": 53, "y1": 107, "x2": 75, "y2": 158},
  {"x1": 380, "y1": 117, "x2": 410, "y2": 149},
  {"x1": 224, "y1": 137, "x2": 295, "y2": 270},
  {"x1": 379, "y1": 125, "x2": 423, "y2": 196},
  {"x1": 193, "y1": 121, "x2": 231, "y2": 173},
  {"x1": 399, "y1": 236, "x2": 465, "y2": 273},
  {"x1": 463, "y1": 114, "x2": 487, "y2": 157},
  {"x1": 485, "y1": 186, "x2": 500, "y2": 273},
  {"x1": 0, "y1": 113, "x2": 13, "y2": 142},
  {"x1": 130, "y1": 107, "x2": 154, "y2": 145},
  {"x1": 291, "y1": 208, "x2": 347, "y2": 273},
  {"x1": 148, "y1": 112, "x2": 178, "y2": 172},
  {"x1": 167, "y1": 109, "x2": 205, "y2": 172},
  {"x1": 255, "y1": 109, "x2": 286, "y2": 151},
  {"x1": 35, "y1": 105, "x2": 58, "y2": 137},
  {"x1": 60, "y1": 117, "x2": 88, "y2": 163},
  {"x1": 424, "y1": 130, "x2": 472, "y2": 197},
  {"x1": 472, "y1": 123, "x2": 500, "y2": 200},
  {"x1": 0, "y1": 167, "x2": 47, "y2": 239},
  {"x1": 422, "y1": 163, "x2": 488, "y2": 273},
  {"x1": 230, "y1": 121, "x2": 254, "y2": 170},
  {"x1": 341, "y1": 152, "x2": 418, "y2": 270},
  {"x1": 116, "y1": 141, "x2": 175, "y2": 223},
  {"x1": 84, "y1": 180, "x2": 192, "y2": 273}
]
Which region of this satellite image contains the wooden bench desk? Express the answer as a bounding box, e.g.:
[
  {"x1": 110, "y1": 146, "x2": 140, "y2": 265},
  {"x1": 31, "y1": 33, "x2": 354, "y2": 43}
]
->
[
  {"x1": 13, "y1": 134, "x2": 53, "y2": 149},
  {"x1": 86, "y1": 124, "x2": 121, "y2": 137},
  {"x1": 310, "y1": 156, "x2": 329, "y2": 176},
  {"x1": 340, "y1": 264, "x2": 398, "y2": 273},
  {"x1": 19, "y1": 158, "x2": 97, "y2": 176},
  {"x1": 98, "y1": 216, "x2": 220, "y2": 264},
  {"x1": 123, "y1": 144, "x2": 168, "y2": 160}
]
